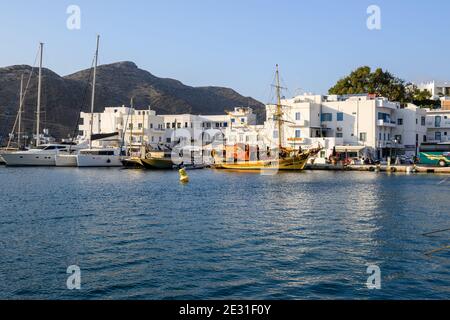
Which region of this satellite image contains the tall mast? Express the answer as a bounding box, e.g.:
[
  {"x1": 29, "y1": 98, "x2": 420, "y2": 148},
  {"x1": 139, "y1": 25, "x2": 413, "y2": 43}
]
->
[
  {"x1": 141, "y1": 108, "x2": 145, "y2": 154},
  {"x1": 36, "y1": 43, "x2": 43, "y2": 146},
  {"x1": 129, "y1": 97, "x2": 134, "y2": 155},
  {"x1": 275, "y1": 64, "x2": 283, "y2": 150},
  {"x1": 17, "y1": 74, "x2": 24, "y2": 148},
  {"x1": 89, "y1": 35, "x2": 100, "y2": 150}
]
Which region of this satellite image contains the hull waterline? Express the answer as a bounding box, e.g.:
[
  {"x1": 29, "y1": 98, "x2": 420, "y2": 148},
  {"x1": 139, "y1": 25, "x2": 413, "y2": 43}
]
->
[
  {"x1": 55, "y1": 154, "x2": 78, "y2": 167},
  {"x1": 141, "y1": 158, "x2": 174, "y2": 170},
  {"x1": 2, "y1": 153, "x2": 56, "y2": 166},
  {"x1": 76, "y1": 154, "x2": 123, "y2": 167}
]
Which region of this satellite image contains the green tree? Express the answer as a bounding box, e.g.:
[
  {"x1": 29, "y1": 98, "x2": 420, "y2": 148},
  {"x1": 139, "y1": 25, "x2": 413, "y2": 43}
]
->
[
  {"x1": 406, "y1": 84, "x2": 440, "y2": 109},
  {"x1": 329, "y1": 66, "x2": 407, "y2": 102}
]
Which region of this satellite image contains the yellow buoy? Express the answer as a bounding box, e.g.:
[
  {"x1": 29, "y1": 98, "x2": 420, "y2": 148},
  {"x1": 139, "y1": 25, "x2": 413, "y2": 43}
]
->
[{"x1": 179, "y1": 168, "x2": 189, "y2": 183}]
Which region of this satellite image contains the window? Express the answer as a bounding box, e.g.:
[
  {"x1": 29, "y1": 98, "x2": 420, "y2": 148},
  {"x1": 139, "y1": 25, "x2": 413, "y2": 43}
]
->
[
  {"x1": 138, "y1": 123, "x2": 143, "y2": 129},
  {"x1": 337, "y1": 112, "x2": 344, "y2": 122},
  {"x1": 435, "y1": 116, "x2": 442, "y2": 128},
  {"x1": 231, "y1": 118, "x2": 236, "y2": 123},
  {"x1": 397, "y1": 119, "x2": 403, "y2": 125},
  {"x1": 421, "y1": 117, "x2": 426, "y2": 126},
  {"x1": 177, "y1": 123, "x2": 181, "y2": 129},
  {"x1": 378, "y1": 112, "x2": 390, "y2": 122},
  {"x1": 321, "y1": 113, "x2": 332, "y2": 122},
  {"x1": 395, "y1": 135, "x2": 402, "y2": 144},
  {"x1": 129, "y1": 123, "x2": 133, "y2": 130},
  {"x1": 360, "y1": 132, "x2": 367, "y2": 142},
  {"x1": 166, "y1": 138, "x2": 171, "y2": 143},
  {"x1": 172, "y1": 123, "x2": 176, "y2": 129},
  {"x1": 216, "y1": 123, "x2": 220, "y2": 128},
  {"x1": 223, "y1": 122, "x2": 228, "y2": 128},
  {"x1": 166, "y1": 123, "x2": 170, "y2": 129},
  {"x1": 295, "y1": 112, "x2": 301, "y2": 121},
  {"x1": 336, "y1": 133, "x2": 343, "y2": 138},
  {"x1": 206, "y1": 123, "x2": 211, "y2": 128},
  {"x1": 185, "y1": 122, "x2": 188, "y2": 128},
  {"x1": 295, "y1": 130, "x2": 301, "y2": 138},
  {"x1": 151, "y1": 136, "x2": 154, "y2": 142},
  {"x1": 241, "y1": 118, "x2": 246, "y2": 123}
]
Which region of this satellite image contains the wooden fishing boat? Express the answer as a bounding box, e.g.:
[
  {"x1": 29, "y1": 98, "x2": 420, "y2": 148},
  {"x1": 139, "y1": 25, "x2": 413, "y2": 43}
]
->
[
  {"x1": 214, "y1": 65, "x2": 321, "y2": 172},
  {"x1": 214, "y1": 147, "x2": 321, "y2": 171},
  {"x1": 141, "y1": 151, "x2": 174, "y2": 169},
  {"x1": 121, "y1": 157, "x2": 145, "y2": 168}
]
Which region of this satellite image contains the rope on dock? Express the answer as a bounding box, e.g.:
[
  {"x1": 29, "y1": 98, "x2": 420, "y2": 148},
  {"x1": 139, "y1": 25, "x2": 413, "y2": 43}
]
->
[
  {"x1": 425, "y1": 245, "x2": 450, "y2": 257},
  {"x1": 422, "y1": 228, "x2": 450, "y2": 237}
]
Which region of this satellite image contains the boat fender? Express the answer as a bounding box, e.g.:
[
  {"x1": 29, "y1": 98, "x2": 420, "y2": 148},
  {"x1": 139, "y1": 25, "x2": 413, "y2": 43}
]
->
[{"x1": 390, "y1": 167, "x2": 397, "y2": 172}]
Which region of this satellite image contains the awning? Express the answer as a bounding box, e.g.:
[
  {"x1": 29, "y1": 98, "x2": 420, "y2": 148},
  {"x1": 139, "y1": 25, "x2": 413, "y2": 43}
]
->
[
  {"x1": 335, "y1": 146, "x2": 367, "y2": 152},
  {"x1": 91, "y1": 132, "x2": 119, "y2": 141}
]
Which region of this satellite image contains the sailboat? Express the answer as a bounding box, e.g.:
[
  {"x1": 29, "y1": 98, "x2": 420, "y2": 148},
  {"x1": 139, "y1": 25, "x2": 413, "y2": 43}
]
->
[
  {"x1": 1, "y1": 75, "x2": 24, "y2": 164},
  {"x1": 2, "y1": 43, "x2": 75, "y2": 166},
  {"x1": 214, "y1": 65, "x2": 321, "y2": 171},
  {"x1": 76, "y1": 35, "x2": 123, "y2": 167}
]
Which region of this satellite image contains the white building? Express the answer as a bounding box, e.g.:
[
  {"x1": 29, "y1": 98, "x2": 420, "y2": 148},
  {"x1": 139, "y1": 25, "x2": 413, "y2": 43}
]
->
[
  {"x1": 260, "y1": 94, "x2": 429, "y2": 161},
  {"x1": 393, "y1": 104, "x2": 427, "y2": 157},
  {"x1": 79, "y1": 99, "x2": 434, "y2": 162},
  {"x1": 160, "y1": 107, "x2": 256, "y2": 146},
  {"x1": 417, "y1": 81, "x2": 450, "y2": 99},
  {"x1": 79, "y1": 106, "x2": 165, "y2": 149},
  {"x1": 425, "y1": 109, "x2": 450, "y2": 143}
]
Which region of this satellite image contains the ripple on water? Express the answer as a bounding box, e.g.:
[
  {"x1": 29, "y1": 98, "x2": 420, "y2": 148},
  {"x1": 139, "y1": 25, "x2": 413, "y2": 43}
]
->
[{"x1": 0, "y1": 168, "x2": 449, "y2": 299}]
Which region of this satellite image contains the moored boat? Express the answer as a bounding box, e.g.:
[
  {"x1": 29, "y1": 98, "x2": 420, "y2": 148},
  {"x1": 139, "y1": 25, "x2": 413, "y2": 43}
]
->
[
  {"x1": 141, "y1": 151, "x2": 174, "y2": 169},
  {"x1": 2, "y1": 144, "x2": 72, "y2": 166},
  {"x1": 121, "y1": 157, "x2": 145, "y2": 168},
  {"x1": 214, "y1": 147, "x2": 321, "y2": 171},
  {"x1": 214, "y1": 65, "x2": 321, "y2": 172},
  {"x1": 76, "y1": 148, "x2": 123, "y2": 167}
]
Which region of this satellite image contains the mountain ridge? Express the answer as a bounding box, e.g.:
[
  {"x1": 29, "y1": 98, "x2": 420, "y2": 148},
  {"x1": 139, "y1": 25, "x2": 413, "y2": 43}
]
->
[{"x1": 0, "y1": 61, "x2": 265, "y2": 142}]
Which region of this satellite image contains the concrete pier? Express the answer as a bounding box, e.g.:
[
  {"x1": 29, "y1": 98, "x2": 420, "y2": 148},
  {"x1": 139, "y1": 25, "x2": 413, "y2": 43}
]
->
[{"x1": 306, "y1": 163, "x2": 450, "y2": 174}]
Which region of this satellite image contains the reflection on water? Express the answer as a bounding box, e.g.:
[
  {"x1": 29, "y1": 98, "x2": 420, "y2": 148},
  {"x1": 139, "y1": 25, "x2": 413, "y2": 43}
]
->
[{"x1": 0, "y1": 167, "x2": 449, "y2": 299}]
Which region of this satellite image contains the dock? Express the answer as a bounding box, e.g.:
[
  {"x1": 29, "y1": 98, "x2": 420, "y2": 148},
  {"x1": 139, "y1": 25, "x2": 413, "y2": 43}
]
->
[{"x1": 306, "y1": 163, "x2": 450, "y2": 174}]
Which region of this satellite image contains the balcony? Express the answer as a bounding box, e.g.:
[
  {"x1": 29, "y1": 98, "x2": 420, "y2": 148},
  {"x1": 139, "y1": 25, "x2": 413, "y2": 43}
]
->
[
  {"x1": 376, "y1": 99, "x2": 399, "y2": 110},
  {"x1": 427, "y1": 136, "x2": 450, "y2": 143},
  {"x1": 377, "y1": 120, "x2": 397, "y2": 127},
  {"x1": 289, "y1": 120, "x2": 309, "y2": 127},
  {"x1": 426, "y1": 120, "x2": 450, "y2": 128}
]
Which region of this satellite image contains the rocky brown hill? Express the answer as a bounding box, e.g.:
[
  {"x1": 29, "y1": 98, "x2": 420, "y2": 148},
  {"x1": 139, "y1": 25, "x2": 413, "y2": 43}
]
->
[{"x1": 0, "y1": 62, "x2": 265, "y2": 142}]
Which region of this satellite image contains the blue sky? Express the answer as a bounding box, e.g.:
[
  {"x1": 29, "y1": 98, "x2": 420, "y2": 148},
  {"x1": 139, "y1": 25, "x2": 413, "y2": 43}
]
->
[{"x1": 0, "y1": 0, "x2": 449, "y2": 102}]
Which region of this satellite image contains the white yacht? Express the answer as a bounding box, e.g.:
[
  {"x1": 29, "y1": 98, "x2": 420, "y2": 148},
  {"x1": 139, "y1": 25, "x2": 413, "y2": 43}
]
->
[
  {"x1": 55, "y1": 141, "x2": 89, "y2": 167},
  {"x1": 76, "y1": 147, "x2": 123, "y2": 167},
  {"x1": 2, "y1": 144, "x2": 71, "y2": 166}
]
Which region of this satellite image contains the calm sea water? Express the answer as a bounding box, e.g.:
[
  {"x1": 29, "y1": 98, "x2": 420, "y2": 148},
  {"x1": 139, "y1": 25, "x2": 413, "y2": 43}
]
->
[{"x1": 0, "y1": 167, "x2": 449, "y2": 300}]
